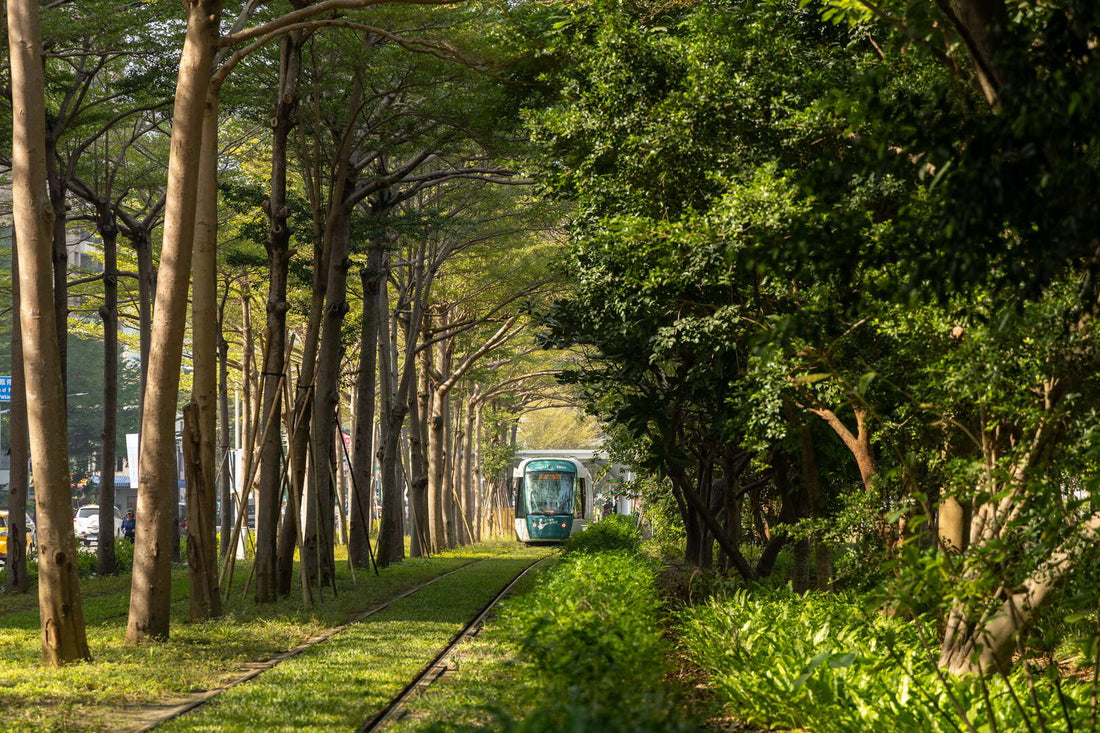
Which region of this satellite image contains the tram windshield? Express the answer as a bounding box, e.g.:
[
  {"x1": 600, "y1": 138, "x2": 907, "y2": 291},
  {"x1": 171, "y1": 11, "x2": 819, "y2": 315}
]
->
[{"x1": 524, "y1": 471, "x2": 575, "y2": 515}]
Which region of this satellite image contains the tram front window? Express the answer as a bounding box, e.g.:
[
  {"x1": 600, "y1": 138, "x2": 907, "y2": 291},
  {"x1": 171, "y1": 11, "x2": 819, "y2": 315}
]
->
[{"x1": 525, "y1": 472, "x2": 575, "y2": 515}]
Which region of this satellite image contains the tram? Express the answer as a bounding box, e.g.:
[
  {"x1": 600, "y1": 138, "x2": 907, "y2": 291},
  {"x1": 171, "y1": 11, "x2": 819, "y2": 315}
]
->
[{"x1": 513, "y1": 456, "x2": 594, "y2": 543}]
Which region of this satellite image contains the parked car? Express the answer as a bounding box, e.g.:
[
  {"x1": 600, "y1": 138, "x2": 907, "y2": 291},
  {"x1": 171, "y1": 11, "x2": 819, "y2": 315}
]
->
[
  {"x1": 73, "y1": 505, "x2": 124, "y2": 547},
  {"x1": 0, "y1": 510, "x2": 36, "y2": 560}
]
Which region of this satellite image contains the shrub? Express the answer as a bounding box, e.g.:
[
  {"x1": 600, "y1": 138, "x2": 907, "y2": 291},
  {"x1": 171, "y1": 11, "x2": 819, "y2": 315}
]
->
[
  {"x1": 563, "y1": 514, "x2": 641, "y2": 555},
  {"x1": 679, "y1": 589, "x2": 1096, "y2": 733},
  {"x1": 502, "y1": 549, "x2": 695, "y2": 732}
]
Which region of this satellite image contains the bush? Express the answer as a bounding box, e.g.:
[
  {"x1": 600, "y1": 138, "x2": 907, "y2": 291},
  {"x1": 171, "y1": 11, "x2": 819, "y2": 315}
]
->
[
  {"x1": 501, "y1": 549, "x2": 695, "y2": 732},
  {"x1": 679, "y1": 589, "x2": 1097, "y2": 733},
  {"x1": 563, "y1": 514, "x2": 641, "y2": 555}
]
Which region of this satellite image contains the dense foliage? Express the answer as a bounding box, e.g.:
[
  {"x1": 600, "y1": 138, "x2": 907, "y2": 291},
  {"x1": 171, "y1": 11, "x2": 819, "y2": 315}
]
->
[
  {"x1": 500, "y1": 550, "x2": 694, "y2": 731},
  {"x1": 517, "y1": 0, "x2": 1100, "y2": 681},
  {"x1": 680, "y1": 589, "x2": 1099, "y2": 732}
]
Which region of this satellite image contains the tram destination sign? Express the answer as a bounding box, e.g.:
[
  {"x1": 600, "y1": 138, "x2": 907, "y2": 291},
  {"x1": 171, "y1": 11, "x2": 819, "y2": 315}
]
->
[{"x1": 0, "y1": 376, "x2": 9, "y2": 401}]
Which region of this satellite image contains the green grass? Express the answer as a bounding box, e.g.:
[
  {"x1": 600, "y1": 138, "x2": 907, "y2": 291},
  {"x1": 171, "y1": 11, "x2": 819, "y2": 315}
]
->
[
  {"x1": 0, "y1": 537, "x2": 542, "y2": 733},
  {"x1": 386, "y1": 563, "x2": 549, "y2": 732},
  {"x1": 391, "y1": 546, "x2": 698, "y2": 732},
  {"x1": 158, "y1": 546, "x2": 549, "y2": 732}
]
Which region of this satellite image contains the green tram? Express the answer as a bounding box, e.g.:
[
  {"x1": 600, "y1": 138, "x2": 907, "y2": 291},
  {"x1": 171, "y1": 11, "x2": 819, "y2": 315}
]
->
[{"x1": 513, "y1": 456, "x2": 594, "y2": 543}]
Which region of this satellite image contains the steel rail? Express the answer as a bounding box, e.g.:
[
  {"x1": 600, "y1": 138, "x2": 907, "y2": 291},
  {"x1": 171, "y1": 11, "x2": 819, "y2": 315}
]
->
[
  {"x1": 132, "y1": 557, "x2": 487, "y2": 733},
  {"x1": 356, "y1": 553, "x2": 551, "y2": 733}
]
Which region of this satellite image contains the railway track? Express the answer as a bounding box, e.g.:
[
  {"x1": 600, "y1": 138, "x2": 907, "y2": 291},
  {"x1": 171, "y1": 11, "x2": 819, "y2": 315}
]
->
[
  {"x1": 356, "y1": 555, "x2": 549, "y2": 732},
  {"x1": 135, "y1": 550, "x2": 549, "y2": 732}
]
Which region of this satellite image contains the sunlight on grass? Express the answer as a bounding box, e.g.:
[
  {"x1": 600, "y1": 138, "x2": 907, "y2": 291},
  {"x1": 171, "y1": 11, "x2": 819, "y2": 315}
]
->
[{"x1": 0, "y1": 537, "x2": 537, "y2": 732}]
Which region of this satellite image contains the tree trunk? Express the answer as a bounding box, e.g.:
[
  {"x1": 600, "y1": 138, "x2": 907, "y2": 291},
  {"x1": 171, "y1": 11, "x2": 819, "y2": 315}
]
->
[
  {"x1": 96, "y1": 209, "x2": 120, "y2": 575},
  {"x1": 8, "y1": 0, "x2": 91, "y2": 661},
  {"x1": 946, "y1": 0, "x2": 1009, "y2": 107},
  {"x1": 376, "y1": 278, "x2": 406, "y2": 567},
  {"x1": 182, "y1": 402, "x2": 219, "y2": 619},
  {"x1": 130, "y1": 229, "x2": 155, "y2": 415},
  {"x1": 427, "y1": 388, "x2": 448, "y2": 551},
  {"x1": 306, "y1": 204, "x2": 351, "y2": 589},
  {"x1": 276, "y1": 99, "x2": 336, "y2": 595},
  {"x1": 791, "y1": 407, "x2": 832, "y2": 590},
  {"x1": 45, "y1": 136, "x2": 68, "y2": 394},
  {"x1": 127, "y1": 0, "x2": 222, "y2": 644},
  {"x1": 407, "y1": 354, "x2": 430, "y2": 557},
  {"x1": 255, "y1": 33, "x2": 300, "y2": 601},
  {"x1": 808, "y1": 405, "x2": 876, "y2": 493},
  {"x1": 349, "y1": 248, "x2": 383, "y2": 567},
  {"x1": 218, "y1": 327, "x2": 233, "y2": 559},
  {"x1": 188, "y1": 94, "x2": 222, "y2": 618},
  {"x1": 5, "y1": 244, "x2": 29, "y2": 593},
  {"x1": 938, "y1": 519, "x2": 1098, "y2": 674},
  {"x1": 938, "y1": 496, "x2": 969, "y2": 553}
]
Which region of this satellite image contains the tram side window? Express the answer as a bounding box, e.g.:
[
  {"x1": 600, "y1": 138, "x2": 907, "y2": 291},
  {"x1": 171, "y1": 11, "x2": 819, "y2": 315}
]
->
[{"x1": 526, "y1": 472, "x2": 575, "y2": 515}]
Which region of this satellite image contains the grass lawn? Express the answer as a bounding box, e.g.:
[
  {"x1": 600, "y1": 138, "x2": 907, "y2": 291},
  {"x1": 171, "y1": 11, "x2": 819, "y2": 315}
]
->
[{"x1": 0, "y1": 538, "x2": 544, "y2": 733}]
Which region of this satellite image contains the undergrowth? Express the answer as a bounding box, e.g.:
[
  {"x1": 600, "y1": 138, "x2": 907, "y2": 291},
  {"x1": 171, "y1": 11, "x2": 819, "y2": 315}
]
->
[
  {"x1": 680, "y1": 589, "x2": 1098, "y2": 732},
  {"x1": 497, "y1": 547, "x2": 695, "y2": 732}
]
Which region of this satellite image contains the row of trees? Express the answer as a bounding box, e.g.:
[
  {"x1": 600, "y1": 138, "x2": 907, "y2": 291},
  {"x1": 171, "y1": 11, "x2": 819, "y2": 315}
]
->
[
  {"x1": 526, "y1": 0, "x2": 1100, "y2": 677},
  {"x1": 10, "y1": 0, "x2": 1093, "y2": 683},
  {"x1": 2, "y1": 0, "x2": 575, "y2": 664}
]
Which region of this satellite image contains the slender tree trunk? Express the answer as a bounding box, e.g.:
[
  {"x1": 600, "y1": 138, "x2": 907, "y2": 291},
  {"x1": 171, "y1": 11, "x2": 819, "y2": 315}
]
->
[
  {"x1": 97, "y1": 210, "x2": 119, "y2": 575},
  {"x1": 45, "y1": 137, "x2": 68, "y2": 392},
  {"x1": 188, "y1": 95, "x2": 222, "y2": 618},
  {"x1": 130, "y1": 230, "x2": 155, "y2": 415},
  {"x1": 182, "y1": 402, "x2": 219, "y2": 619},
  {"x1": 238, "y1": 280, "x2": 255, "y2": 541},
  {"x1": 306, "y1": 205, "x2": 351, "y2": 588},
  {"x1": 127, "y1": 0, "x2": 222, "y2": 644},
  {"x1": 790, "y1": 405, "x2": 832, "y2": 590},
  {"x1": 8, "y1": 0, "x2": 91, "y2": 661},
  {"x1": 255, "y1": 33, "x2": 300, "y2": 601},
  {"x1": 277, "y1": 102, "x2": 335, "y2": 596},
  {"x1": 349, "y1": 248, "x2": 383, "y2": 567},
  {"x1": 218, "y1": 328, "x2": 233, "y2": 559},
  {"x1": 5, "y1": 244, "x2": 29, "y2": 593},
  {"x1": 407, "y1": 354, "x2": 429, "y2": 557},
  {"x1": 808, "y1": 405, "x2": 877, "y2": 493},
  {"x1": 376, "y1": 278, "x2": 406, "y2": 566}
]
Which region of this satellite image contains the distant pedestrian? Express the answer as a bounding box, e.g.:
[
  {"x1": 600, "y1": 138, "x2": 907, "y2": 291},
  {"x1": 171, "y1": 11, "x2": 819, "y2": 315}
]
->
[
  {"x1": 602, "y1": 498, "x2": 615, "y2": 517},
  {"x1": 122, "y1": 510, "x2": 136, "y2": 543}
]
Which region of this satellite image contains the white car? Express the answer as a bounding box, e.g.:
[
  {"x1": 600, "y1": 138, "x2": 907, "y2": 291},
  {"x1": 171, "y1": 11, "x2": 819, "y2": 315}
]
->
[{"x1": 73, "y1": 505, "x2": 124, "y2": 546}]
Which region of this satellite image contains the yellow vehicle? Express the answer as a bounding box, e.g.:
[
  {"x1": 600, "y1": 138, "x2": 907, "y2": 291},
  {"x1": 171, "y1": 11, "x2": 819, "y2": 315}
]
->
[{"x1": 0, "y1": 510, "x2": 35, "y2": 560}]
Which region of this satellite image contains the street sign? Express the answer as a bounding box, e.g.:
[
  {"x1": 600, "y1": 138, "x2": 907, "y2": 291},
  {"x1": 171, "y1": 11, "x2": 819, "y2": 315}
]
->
[{"x1": 0, "y1": 376, "x2": 10, "y2": 401}]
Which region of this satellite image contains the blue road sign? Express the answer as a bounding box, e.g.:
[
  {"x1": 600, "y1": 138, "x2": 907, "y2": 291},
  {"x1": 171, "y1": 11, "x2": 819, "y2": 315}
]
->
[{"x1": 0, "y1": 376, "x2": 9, "y2": 401}]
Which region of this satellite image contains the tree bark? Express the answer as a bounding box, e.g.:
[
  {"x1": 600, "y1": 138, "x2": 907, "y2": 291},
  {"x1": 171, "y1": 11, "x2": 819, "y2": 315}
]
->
[
  {"x1": 218, "y1": 325, "x2": 233, "y2": 559},
  {"x1": 255, "y1": 32, "x2": 300, "y2": 602},
  {"x1": 8, "y1": 0, "x2": 91, "y2": 661},
  {"x1": 376, "y1": 276, "x2": 406, "y2": 567},
  {"x1": 182, "y1": 402, "x2": 219, "y2": 619},
  {"x1": 188, "y1": 94, "x2": 222, "y2": 618},
  {"x1": 306, "y1": 199, "x2": 352, "y2": 590},
  {"x1": 5, "y1": 244, "x2": 29, "y2": 593},
  {"x1": 127, "y1": 0, "x2": 222, "y2": 643},
  {"x1": 97, "y1": 208, "x2": 119, "y2": 575},
  {"x1": 349, "y1": 249, "x2": 383, "y2": 567},
  {"x1": 407, "y1": 350, "x2": 430, "y2": 557}
]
